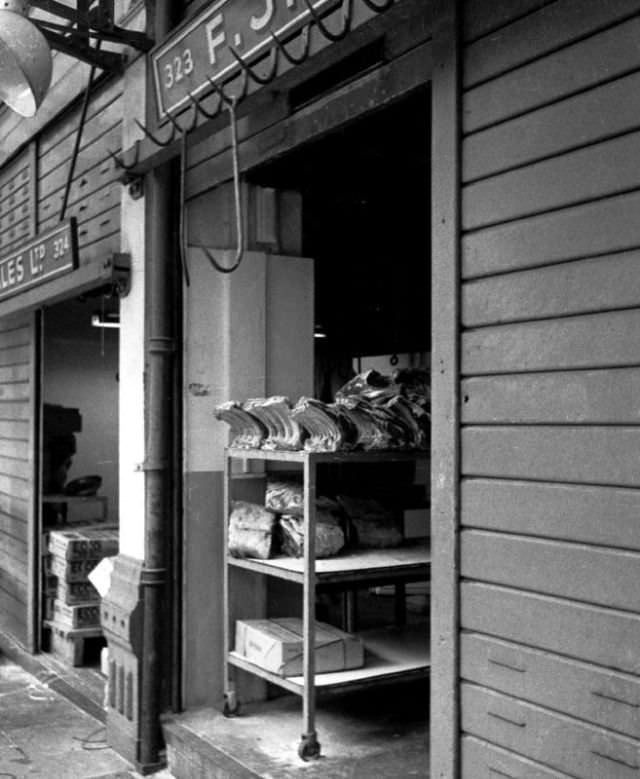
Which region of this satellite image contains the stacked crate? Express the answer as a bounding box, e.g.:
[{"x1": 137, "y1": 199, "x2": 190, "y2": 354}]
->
[{"x1": 44, "y1": 526, "x2": 118, "y2": 665}]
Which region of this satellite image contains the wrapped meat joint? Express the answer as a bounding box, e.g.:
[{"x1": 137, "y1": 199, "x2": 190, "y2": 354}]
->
[
  {"x1": 338, "y1": 495, "x2": 404, "y2": 549},
  {"x1": 291, "y1": 398, "x2": 357, "y2": 452},
  {"x1": 280, "y1": 499, "x2": 345, "y2": 558},
  {"x1": 335, "y1": 369, "x2": 430, "y2": 451},
  {"x1": 214, "y1": 401, "x2": 266, "y2": 449},
  {"x1": 265, "y1": 479, "x2": 303, "y2": 514},
  {"x1": 228, "y1": 501, "x2": 278, "y2": 560},
  {"x1": 244, "y1": 396, "x2": 306, "y2": 451}
]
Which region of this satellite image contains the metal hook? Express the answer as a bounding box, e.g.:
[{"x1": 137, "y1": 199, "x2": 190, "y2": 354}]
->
[
  {"x1": 207, "y1": 76, "x2": 234, "y2": 106},
  {"x1": 207, "y1": 72, "x2": 249, "y2": 110},
  {"x1": 237, "y1": 65, "x2": 251, "y2": 101},
  {"x1": 188, "y1": 89, "x2": 224, "y2": 121},
  {"x1": 302, "y1": 0, "x2": 353, "y2": 42},
  {"x1": 166, "y1": 100, "x2": 199, "y2": 134},
  {"x1": 107, "y1": 140, "x2": 140, "y2": 172},
  {"x1": 199, "y1": 98, "x2": 245, "y2": 274},
  {"x1": 228, "y1": 45, "x2": 279, "y2": 86},
  {"x1": 270, "y1": 25, "x2": 311, "y2": 66},
  {"x1": 361, "y1": 0, "x2": 394, "y2": 11},
  {"x1": 134, "y1": 117, "x2": 176, "y2": 148}
]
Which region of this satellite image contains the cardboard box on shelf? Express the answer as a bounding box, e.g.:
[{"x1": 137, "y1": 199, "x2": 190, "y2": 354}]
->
[{"x1": 235, "y1": 618, "x2": 364, "y2": 677}]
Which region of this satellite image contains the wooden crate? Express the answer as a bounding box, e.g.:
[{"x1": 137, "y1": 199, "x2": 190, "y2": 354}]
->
[
  {"x1": 49, "y1": 556, "x2": 101, "y2": 582},
  {"x1": 52, "y1": 600, "x2": 101, "y2": 629},
  {"x1": 47, "y1": 525, "x2": 118, "y2": 560},
  {"x1": 56, "y1": 579, "x2": 100, "y2": 605}
]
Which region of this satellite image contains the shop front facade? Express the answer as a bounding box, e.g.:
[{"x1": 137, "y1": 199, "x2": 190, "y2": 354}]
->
[
  {"x1": 0, "y1": 0, "x2": 143, "y2": 746},
  {"x1": 1, "y1": 0, "x2": 640, "y2": 777}
]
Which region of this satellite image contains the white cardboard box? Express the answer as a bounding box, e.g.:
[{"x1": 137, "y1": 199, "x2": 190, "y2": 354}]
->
[{"x1": 235, "y1": 618, "x2": 364, "y2": 677}]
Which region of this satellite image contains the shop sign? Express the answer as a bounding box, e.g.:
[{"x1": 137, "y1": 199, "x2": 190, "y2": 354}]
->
[
  {"x1": 0, "y1": 219, "x2": 78, "y2": 302},
  {"x1": 152, "y1": 0, "x2": 340, "y2": 120}
]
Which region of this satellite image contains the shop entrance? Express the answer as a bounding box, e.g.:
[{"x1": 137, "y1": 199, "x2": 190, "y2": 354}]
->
[
  {"x1": 184, "y1": 88, "x2": 430, "y2": 773},
  {"x1": 39, "y1": 292, "x2": 119, "y2": 680},
  {"x1": 249, "y1": 84, "x2": 430, "y2": 625}
]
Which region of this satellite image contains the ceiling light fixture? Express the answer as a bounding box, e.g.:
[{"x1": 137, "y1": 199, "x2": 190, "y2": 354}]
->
[
  {"x1": 314, "y1": 324, "x2": 328, "y2": 339},
  {"x1": 0, "y1": 0, "x2": 51, "y2": 116},
  {"x1": 91, "y1": 312, "x2": 119, "y2": 329},
  {"x1": 0, "y1": 0, "x2": 153, "y2": 117}
]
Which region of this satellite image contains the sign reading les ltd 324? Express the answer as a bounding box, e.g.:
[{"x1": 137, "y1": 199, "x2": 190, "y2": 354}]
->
[
  {"x1": 152, "y1": 0, "x2": 340, "y2": 119},
  {"x1": 0, "y1": 219, "x2": 78, "y2": 301}
]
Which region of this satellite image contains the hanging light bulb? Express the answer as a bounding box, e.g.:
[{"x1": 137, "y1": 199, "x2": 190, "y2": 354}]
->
[{"x1": 0, "y1": 0, "x2": 52, "y2": 117}]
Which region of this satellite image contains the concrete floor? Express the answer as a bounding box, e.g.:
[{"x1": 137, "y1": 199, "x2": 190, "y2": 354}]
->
[
  {"x1": 0, "y1": 656, "x2": 174, "y2": 779},
  {"x1": 164, "y1": 678, "x2": 429, "y2": 778}
]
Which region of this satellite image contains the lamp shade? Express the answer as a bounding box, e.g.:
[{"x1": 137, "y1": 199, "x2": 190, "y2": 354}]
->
[{"x1": 0, "y1": 8, "x2": 52, "y2": 117}]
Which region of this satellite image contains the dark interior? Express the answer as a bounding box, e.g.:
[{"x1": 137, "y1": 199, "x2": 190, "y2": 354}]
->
[{"x1": 249, "y1": 88, "x2": 431, "y2": 364}]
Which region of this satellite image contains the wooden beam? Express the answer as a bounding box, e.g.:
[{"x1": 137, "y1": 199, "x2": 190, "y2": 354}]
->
[
  {"x1": 430, "y1": 1, "x2": 460, "y2": 777},
  {"x1": 185, "y1": 40, "x2": 432, "y2": 200}
]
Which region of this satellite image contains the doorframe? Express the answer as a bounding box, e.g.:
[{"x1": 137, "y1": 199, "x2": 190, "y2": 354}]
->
[
  {"x1": 430, "y1": 0, "x2": 461, "y2": 777},
  {"x1": 27, "y1": 310, "x2": 42, "y2": 654}
]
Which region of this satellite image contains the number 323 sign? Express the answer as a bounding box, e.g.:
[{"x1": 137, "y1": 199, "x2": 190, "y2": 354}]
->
[{"x1": 151, "y1": 0, "x2": 340, "y2": 120}]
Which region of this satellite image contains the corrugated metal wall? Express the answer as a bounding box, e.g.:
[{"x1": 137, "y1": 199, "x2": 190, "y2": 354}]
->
[
  {"x1": 459, "y1": 2, "x2": 640, "y2": 776},
  {"x1": 37, "y1": 78, "x2": 123, "y2": 263}
]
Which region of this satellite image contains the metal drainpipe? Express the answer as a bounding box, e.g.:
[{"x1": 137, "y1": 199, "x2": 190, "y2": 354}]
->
[{"x1": 139, "y1": 0, "x2": 175, "y2": 767}]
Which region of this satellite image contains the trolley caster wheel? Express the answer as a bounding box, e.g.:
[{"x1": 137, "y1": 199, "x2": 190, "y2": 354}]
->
[
  {"x1": 223, "y1": 692, "x2": 240, "y2": 718},
  {"x1": 298, "y1": 734, "x2": 321, "y2": 761}
]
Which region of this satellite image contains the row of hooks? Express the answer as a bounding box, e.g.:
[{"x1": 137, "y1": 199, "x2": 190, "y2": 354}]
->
[{"x1": 110, "y1": 0, "x2": 395, "y2": 276}]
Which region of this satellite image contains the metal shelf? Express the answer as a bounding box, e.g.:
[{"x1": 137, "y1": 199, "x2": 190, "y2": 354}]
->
[
  {"x1": 228, "y1": 540, "x2": 430, "y2": 584},
  {"x1": 223, "y1": 446, "x2": 430, "y2": 759},
  {"x1": 227, "y1": 446, "x2": 428, "y2": 464},
  {"x1": 228, "y1": 622, "x2": 430, "y2": 695}
]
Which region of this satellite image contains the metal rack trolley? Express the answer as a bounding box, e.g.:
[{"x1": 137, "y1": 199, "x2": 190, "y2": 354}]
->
[{"x1": 222, "y1": 447, "x2": 430, "y2": 760}]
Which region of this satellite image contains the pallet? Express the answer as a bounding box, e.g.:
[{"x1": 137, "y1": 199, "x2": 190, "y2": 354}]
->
[{"x1": 44, "y1": 621, "x2": 104, "y2": 667}]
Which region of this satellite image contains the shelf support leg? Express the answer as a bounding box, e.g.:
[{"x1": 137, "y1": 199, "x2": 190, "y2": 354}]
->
[
  {"x1": 222, "y1": 452, "x2": 238, "y2": 716},
  {"x1": 301, "y1": 455, "x2": 320, "y2": 758}
]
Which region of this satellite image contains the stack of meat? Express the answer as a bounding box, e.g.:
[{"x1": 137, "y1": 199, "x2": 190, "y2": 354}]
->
[
  {"x1": 214, "y1": 396, "x2": 305, "y2": 450},
  {"x1": 227, "y1": 481, "x2": 345, "y2": 560},
  {"x1": 293, "y1": 368, "x2": 429, "y2": 452},
  {"x1": 214, "y1": 369, "x2": 429, "y2": 453}
]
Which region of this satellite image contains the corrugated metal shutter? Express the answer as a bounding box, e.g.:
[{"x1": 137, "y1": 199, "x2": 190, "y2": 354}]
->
[{"x1": 459, "y1": 2, "x2": 640, "y2": 777}]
